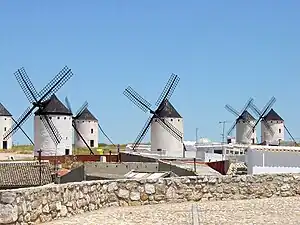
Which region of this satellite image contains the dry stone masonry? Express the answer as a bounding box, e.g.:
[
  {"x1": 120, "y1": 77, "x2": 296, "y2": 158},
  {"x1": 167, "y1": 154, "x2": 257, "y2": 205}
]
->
[{"x1": 1, "y1": 173, "x2": 300, "y2": 224}]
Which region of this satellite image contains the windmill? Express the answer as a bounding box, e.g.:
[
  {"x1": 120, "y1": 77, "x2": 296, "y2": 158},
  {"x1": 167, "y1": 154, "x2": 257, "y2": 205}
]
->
[
  {"x1": 3, "y1": 66, "x2": 73, "y2": 155},
  {"x1": 124, "y1": 73, "x2": 186, "y2": 157},
  {"x1": 246, "y1": 96, "x2": 276, "y2": 144},
  {"x1": 65, "y1": 97, "x2": 115, "y2": 154},
  {"x1": 64, "y1": 98, "x2": 94, "y2": 154},
  {"x1": 249, "y1": 97, "x2": 296, "y2": 145},
  {"x1": 225, "y1": 98, "x2": 257, "y2": 144}
]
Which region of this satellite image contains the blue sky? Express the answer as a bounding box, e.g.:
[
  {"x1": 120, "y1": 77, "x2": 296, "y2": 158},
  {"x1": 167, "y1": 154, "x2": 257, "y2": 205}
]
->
[{"x1": 1, "y1": 1, "x2": 300, "y2": 144}]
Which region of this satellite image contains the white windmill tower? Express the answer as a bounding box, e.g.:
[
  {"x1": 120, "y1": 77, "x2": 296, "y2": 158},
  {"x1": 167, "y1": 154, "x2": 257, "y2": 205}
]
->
[
  {"x1": 124, "y1": 74, "x2": 186, "y2": 158},
  {"x1": 34, "y1": 94, "x2": 73, "y2": 156},
  {"x1": 64, "y1": 97, "x2": 115, "y2": 154},
  {"x1": 0, "y1": 103, "x2": 13, "y2": 149},
  {"x1": 74, "y1": 108, "x2": 99, "y2": 148},
  {"x1": 225, "y1": 98, "x2": 257, "y2": 144},
  {"x1": 151, "y1": 100, "x2": 183, "y2": 156},
  {"x1": 236, "y1": 111, "x2": 256, "y2": 144},
  {"x1": 261, "y1": 108, "x2": 284, "y2": 145}
]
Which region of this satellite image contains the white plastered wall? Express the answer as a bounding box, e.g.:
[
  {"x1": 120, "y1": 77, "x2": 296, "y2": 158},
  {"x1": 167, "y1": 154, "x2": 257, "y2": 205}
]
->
[
  {"x1": 151, "y1": 117, "x2": 184, "y2": 157},
  {"x1": 74, "y1": 120, "x2": 99, "y2": 148},
  {"x1": 236, "y1": 120, "x2": 256, "y2": 144},
  {"x1": 34, "y1": 115, "x2": 73, "y2": 156},
  {"x1": 0, "y1": 116, "x2": 13, "y2": 149}
]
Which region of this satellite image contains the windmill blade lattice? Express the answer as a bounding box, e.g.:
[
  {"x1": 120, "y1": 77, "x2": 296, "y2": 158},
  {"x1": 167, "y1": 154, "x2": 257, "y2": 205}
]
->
[
  {"x1": 98, "y1": 124, "x2": 115, "y2": 147},
  {"x1": 11, "y1": 117, "x2": 34, "y2": 145},
  {"x1": 155, "y1": 73, "x2": 180, "y2": 107},
  {"x1": 40, "y1": 115, "x2": 62, "y2": 146},
  {"x1": 132, "y1": 116, "x2": 153, "y2": 150},
  {"x1": 284, "y1": 125, "x2": 298, "y2": 146},
  {"x1": 124, "y1": 87, "x2": 152, "y2": 113},
  {"x1": 14, "y1": 68, "x2": 39, "y2": 104}
]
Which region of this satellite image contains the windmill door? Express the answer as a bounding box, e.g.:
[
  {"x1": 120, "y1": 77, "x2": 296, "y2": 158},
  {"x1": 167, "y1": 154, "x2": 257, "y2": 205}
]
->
[
  {"x1": 90, "y1": 140, "x2": 95, "y2": 148},
  {"x1": 2, "y1": 141, "x2": 7, "y2": 149}
]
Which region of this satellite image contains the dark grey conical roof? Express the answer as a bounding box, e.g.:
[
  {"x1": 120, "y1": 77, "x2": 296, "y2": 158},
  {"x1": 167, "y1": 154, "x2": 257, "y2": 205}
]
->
[
  {"x1": 35, "y1": 94, "x2": 72, "y2": 116},
  {"x1": 76, "y1": 108, "x2": 98, "y2": 121},
  {"x1": 236, "y1": 110, "x2": 255, "y2": 121},
  {"x1": 0, "y1": 103, "x2": 12, "y2": 116},
  {"x1": 154, "y1": 100, "x2": 182, "y2": 118},
  {"x1": 263, "y1": 108, "x2": 283, "y2": 121}
]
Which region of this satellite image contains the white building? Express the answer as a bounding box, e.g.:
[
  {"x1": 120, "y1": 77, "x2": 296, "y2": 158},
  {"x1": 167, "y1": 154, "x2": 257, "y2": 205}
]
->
[
  {"x1": 261, "y1": 109, "x2": 284, "y2": 145},
  {"x1": 151, "y1": 100, "x2": 184, "y2": 157},
  {"x1": 34, "y1": 94, "x2": 73, "y2": 156},
  {"x1": 195, "y1": 141, "x2": 247, "y2": 162},
  {"x1": 74, "y1": 108, "x2": 99, "y2": 149},
  {"x1": 246, "y1": 145, "x2": 300, "y2": 175},
  {"x1": 236, "y1": 110, "x2": 256, "y2": 144},
  {"x1": 0, "y1": 103, "x2": 13, "y2": 149}
]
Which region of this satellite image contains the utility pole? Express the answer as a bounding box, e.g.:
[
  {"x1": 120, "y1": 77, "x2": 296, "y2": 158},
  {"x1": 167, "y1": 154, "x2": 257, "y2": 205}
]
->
[
  {"x1": 219, "y1": 121, "x2": 231, "y2": 160},
  {"x1": 218, "y1": 121, "x2": 231, "y2": 143}
]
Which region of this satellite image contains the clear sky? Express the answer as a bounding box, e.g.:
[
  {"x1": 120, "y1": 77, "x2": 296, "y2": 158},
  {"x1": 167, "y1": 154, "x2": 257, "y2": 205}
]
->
[{"x1": 1, "y1": 1, "x2": 300, "y2": 145}]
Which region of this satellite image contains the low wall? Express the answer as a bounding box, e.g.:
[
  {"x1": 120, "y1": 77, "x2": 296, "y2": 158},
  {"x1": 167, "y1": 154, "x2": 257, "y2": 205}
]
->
[
  {"x1": 119, "y1": 152, "x2": 157, "y2": 162},
  {"x1": 1, "y1": 173, "x2": 300, "y2": 224},
  {"x1": 38, "y1": 154, "x2": 119, "y2": 164}
]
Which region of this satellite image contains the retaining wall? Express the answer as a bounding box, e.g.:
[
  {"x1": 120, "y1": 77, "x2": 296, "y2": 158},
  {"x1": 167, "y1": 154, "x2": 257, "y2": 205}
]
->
[{"x1": 1, "y1": 173, "x2": 300, "y2": 224}]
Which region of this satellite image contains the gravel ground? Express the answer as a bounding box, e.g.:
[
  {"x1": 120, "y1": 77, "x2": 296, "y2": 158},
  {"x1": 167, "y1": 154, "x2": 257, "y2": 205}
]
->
[{"x1": 44, "y1": 197, "x2": 300, "y2": 225}]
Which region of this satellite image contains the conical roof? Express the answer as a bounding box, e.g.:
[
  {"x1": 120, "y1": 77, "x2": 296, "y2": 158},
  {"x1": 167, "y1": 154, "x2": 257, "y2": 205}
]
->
[
  {"x1": 154, "y1": 99, "x2": 182, "y2": 118},
  {"x1": 76, "y1": 108, "x2": 98, "y2": 121},
  {"x1": 236, "y1": 110, "x2": 255, "y2": 121},
  {"x1": 263, "y1": 108, "x2": 283, "y2": 121},
  {"x1": 0, "y1": 103, "x2": 12, "y2": 116},
  {"x1": 35, "y1": 94, "x2": 72, "y2": 116}
]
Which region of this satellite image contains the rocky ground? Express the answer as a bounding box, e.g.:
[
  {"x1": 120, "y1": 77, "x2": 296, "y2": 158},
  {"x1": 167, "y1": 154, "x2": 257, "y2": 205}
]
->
[{"x1": 44, "y1": 196, "x2": 300, "y2": 225}]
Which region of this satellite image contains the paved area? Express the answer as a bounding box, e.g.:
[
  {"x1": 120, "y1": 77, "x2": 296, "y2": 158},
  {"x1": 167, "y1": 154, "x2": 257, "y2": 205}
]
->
[{"x1": 45, "y1": 197, "x2": 300, "y2": 225}]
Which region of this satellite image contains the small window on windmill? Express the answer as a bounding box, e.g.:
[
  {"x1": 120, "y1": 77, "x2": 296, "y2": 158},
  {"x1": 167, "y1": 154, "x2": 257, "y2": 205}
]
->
[
  {"x1": 49, "y1": 116, "x2": 52, "y2": 120},
  {"x1": 64, "y1": 117, "x2": 66, "y2": 120},
  {"x1": 57, "y1": 117, "x2": 60, "y2": 119},
  {"x1": 4, "y1": 118, "x2": 6, "y2": 120},
  {"x1": 178, "y1": 119, "x2": 180, "y2": 122},
  {"x1": 170, "y1": 119, "x2": 173, "y2": 122},
  {"x1": 279, "y1": 128, "x2": 281, "y2": 133},
  {"x1": 91, "y1": 128, "x2": 94, "y2": 134},
  {"x1": 4, "y1": 127, "x2": 6, "y2": 132},
  {"x1": 155, "y1": 119, "x2": 157, "y2": 122}
]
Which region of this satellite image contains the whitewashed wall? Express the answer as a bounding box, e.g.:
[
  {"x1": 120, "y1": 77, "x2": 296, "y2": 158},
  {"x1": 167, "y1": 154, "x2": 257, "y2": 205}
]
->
[
  {"x1": 0, "y1": 116, "x2": 12, "y2": 149},
  {"x1": 74, "y1": 120, "x2": 99, "y2": 148},
  {"x1": 236, "y1": 120, "x2": 256, "y2": 144},
  {"x1": 151, "y1": 117, "x2": 184, "y2": 157},
  {"x1": 261, "y1": 120, "x2": 284, "y2": 144},
  {"x1": 34, "y1": 115, "x2": 73, "y2": 156},
  {"x1": 252, "y1": 166, "x2": 300, "y2": 174},
  {"x1": 246, "y1": 147, "x2": 300, "y2": 174}
]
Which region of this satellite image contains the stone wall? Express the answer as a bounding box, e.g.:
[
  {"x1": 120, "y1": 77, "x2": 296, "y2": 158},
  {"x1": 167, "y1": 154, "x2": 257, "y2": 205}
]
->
[{"x1": 1, "y1": 173, "x2": 300, "y2": 224}]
